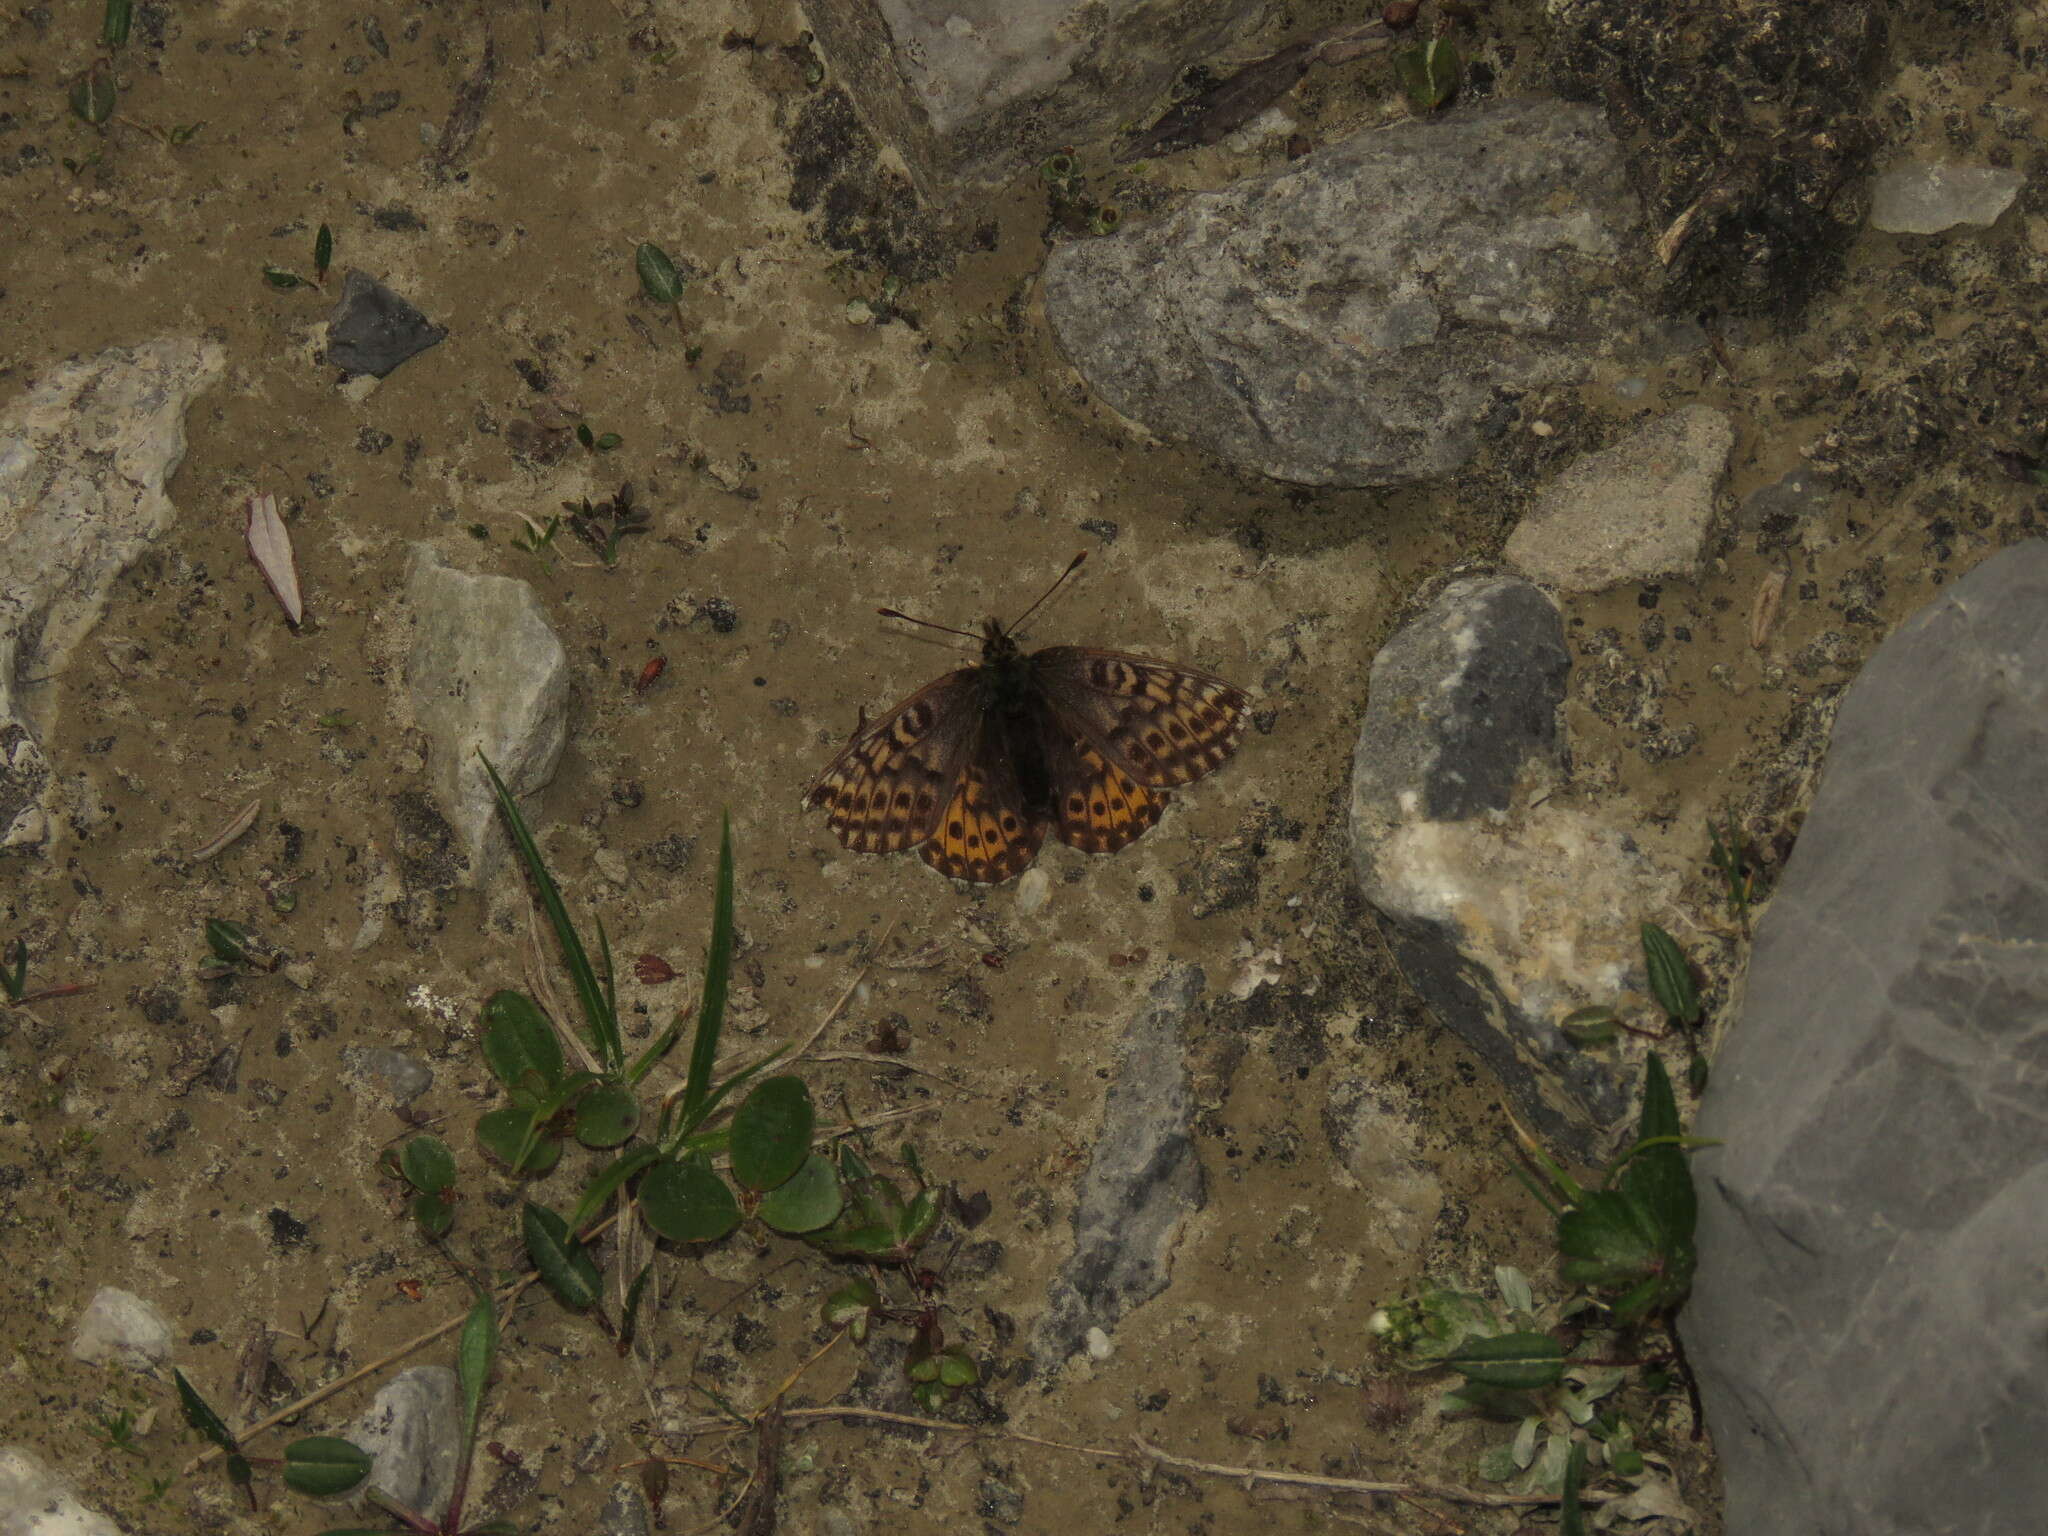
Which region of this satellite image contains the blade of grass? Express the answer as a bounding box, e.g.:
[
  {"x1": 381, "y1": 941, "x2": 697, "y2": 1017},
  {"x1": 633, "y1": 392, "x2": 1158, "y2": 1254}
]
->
[
  {"x1": 480, "y1": 751, "x2": 622, "y2": 1071},
  {"x1": 678, "y1": 811, "x2": 734, "y2": 1127}
]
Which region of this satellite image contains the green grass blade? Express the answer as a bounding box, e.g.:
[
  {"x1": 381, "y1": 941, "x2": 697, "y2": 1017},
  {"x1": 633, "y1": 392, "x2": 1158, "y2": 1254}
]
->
[
  {"x1": 480, "y1": 751, "x2": 622, "y2": 1071},
  {"x1": 679, "y1": 812, "x2": 734, "y2": 1126}
]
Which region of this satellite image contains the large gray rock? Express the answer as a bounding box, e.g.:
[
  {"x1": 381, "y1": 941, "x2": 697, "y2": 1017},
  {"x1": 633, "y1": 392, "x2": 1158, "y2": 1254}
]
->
[
  {"x1": 403, "y1": 546, "x2": 570, "y2": 886},
  {"x1": 1044, "y1": 99, "x2": 1649, "y2": 487},
  {"x1": 1685, "y1": 541, "x2": 2048, "y2": 1536},
  {"x1": 1350, "y1": 575, "x2": 1680, "y2": 1160},
  {"x1": 0, "y1": 338, "x2": 225, "y2": 851},
  {"x1": 801, "y1": 0, "x2": 1264, "y2": 198}
]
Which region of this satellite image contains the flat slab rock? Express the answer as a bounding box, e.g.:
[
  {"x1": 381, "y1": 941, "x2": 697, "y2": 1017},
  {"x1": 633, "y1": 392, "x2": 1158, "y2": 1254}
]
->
[
  {"x1": 1685, "y1": 541, "x2": 2048, "y2": 1536},
  {"x1": 1044, "y1": 98, "x2": 1649, "y2": 488}
]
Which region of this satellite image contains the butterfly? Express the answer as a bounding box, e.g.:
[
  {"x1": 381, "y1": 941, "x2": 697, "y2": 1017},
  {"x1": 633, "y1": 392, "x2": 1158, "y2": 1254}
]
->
[{"x1": 804, "y1": 554, "x2": 1249, "y2": 883}]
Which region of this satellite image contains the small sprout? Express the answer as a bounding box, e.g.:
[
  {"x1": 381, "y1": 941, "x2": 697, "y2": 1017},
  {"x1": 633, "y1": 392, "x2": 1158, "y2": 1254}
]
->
[
  {"x1": 102, "y1": 0, "x2": 133, "y2": 48},
  {"x1": 1089, "y1": 204, "x2": 1121, "y2": 236},
  {"x1": 313, "y1": 223, "x2": 333, "y2": 285},
  {"x1": 165, "y1": 121, "x2": 203, "y2": 146},
  {"x1": 1040, "y1": 151, "x2": 1077, "y2": 185},
  {"x1": 1, "y1": 939, "x2": 25, "y2": 1003},
  {"x1": 465, "y1": 521, "x2": 492, "y2": 541},
  {"x1": 1707, "y1": 813, "x2": 1754, "y2": 927},
  {"x1": 262, "y1": 267, "x2": 305, "y2": 290},
  {"x1": 511, "y1": 513, "x2": 564, "y2": 568},
  {"x1": 575, "y1": 422, "x2": 622, "y2": 453},
  {"x1": 635, "y1": 240, "x2": 688, "y2": 338},
  {"x1": 202, "y1": 918, "x2": 281, "y2": 976},
  {"x1": 96, "y1": 1407, "x2": 142, "y2": 1452},
  {"x1": 70, "y1": 64, "x2": 117, "y2": 126}
]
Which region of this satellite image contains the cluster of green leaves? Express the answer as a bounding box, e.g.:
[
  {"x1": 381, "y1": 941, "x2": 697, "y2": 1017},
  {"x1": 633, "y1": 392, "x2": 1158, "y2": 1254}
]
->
[
  {"x1": 457, "y1": 757, "x2": 971, "y2": 1400},
  {"x1": 175, "y1": 1291, "x2": 512, "y2": 1535},
  {"x1": 635, "y1": 242, "x2": 688, "y2": 338},
  {"x1": 1707, "y1": 812, "x2": 1756, "y2": 928},
  {"x1": 563, "y1": 484, "x2": 652, "y2": 568},
  {"x1": 199, "y1": 917, "x2": 283, "y2": 979},
  {"x1": 1375, "y1": 1055, "x2": 1706, "y2": 1519}
]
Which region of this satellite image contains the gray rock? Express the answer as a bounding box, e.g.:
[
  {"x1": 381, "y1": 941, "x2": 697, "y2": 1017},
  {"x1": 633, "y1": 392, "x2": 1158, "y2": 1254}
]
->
[
  {"x1": 1043, "y1": 99, "x2": 1647, "y2": 488},
  {"x1": 403, "y1": 546, "x2": 569, "y2": 886},
  {"x1": 1737, "y1": 465, "x2": 1834, "y2": 550},
  {"x1": 1503, "y1": 406, "x2": 1735, "y2": 591},
  {"x1": 327, "y1": 271, "x2": 447, "y2": 378},
  {"x1": 1033, "y1": 965, "x2": 1207, "y2": 1370},
  {"x1": 1869, "y1": 162, "x2": 2025, "y2": 235},
  {"x1": 802, "y1": 0, "x2": 1263, "y2": 199},
  {"x1": 1684, "y1": 540, "x2": 2048, "y2": 1536},
  {"x1": 0, "y1": 1446, "x2": 121, "y2": 1536},
  {"x1": 349, "y1": 1366, "x2": 461, "y2": 1523},
  {"x1": 1350, "y1": 576, "x2": 1679, "y2": 1159},
  {"x1": 341, "y1": 1045, "x2": 434, "y2": 1102},
  {"x1": 597, "y1": 1480, "x2": 652, "y2": 1536},
  {"x1": 69, "y1": 1286, "x2": 174, "y2": 1369},
  {"x1": 0, "y1": 338, "x2": 225, "y2": 852}
]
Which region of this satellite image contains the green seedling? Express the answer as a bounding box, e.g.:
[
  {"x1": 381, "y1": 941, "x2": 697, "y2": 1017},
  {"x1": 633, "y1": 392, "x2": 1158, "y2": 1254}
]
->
[
  {"x1": 95, "y1": 1406, "x2": 143, "y2": 1453},
  {"x1": 200, "y1": 917, "x2": 281, "y2": 977},
  {"x1": 1394, "y1": 35, "x2": 1460, "y2": 114},
  {"x1": 2, "y1": 939, "x2": 25, "y2": 1003},
  {"x1": 102, "y1": 0, "x2": 132, "y2": 47},
  {"x1": 564, "y1": 484, "x2": 651, "y2": 568},
  {"x1": 315, "y1": 709, "x2": 356, "y2": 731},
  {"x1": 575, "y1": 422, "x2": 622, "y2": 454},
  {"x1": 69, "y1": 62, "x2": 116, "y2": 126},
  {"x1": 262, "y1": 225, "x2": 333, "y2": 292},
  {"x1": 635, "y1": 241, "x2": 687, "y2": 338},
  {"x1": 380, "y1": 1134, "x2": 458, "y2": 1238},
  {"x1": 509, "y1": 514, "x2": 564, "y2": 569},
  {"x1": 1707, "y1": 813, "x2": 1754, "y2": 927}
]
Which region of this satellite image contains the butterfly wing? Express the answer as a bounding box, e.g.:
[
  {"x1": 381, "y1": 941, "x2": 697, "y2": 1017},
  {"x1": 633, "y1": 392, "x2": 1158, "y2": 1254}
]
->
[
  {"x1": 920, "y1": 739, "x2": 1047, "y2": 882},
  {"x1": 1028, "y1": 646, "x2": 1249, "y2": 789},
  {"x1": 803, "y1": 668, "x2": 983, "y2": 855},
  {"x1": 1039, "y1": 724, "x2": 1167, "y2": 854}
]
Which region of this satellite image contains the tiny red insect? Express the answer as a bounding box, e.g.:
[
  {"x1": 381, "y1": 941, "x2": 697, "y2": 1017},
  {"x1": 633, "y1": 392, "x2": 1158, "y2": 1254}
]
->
[{"x1": 634, "y1": 655, "x2": 667, "y2": 694}]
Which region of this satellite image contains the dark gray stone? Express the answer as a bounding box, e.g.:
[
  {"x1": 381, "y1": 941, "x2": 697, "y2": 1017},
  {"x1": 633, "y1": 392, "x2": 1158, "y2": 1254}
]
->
[
  {"x1": 801, "y1": 0, "x2": 1264, "y2": 199},
  {"x1": 327, "y1": 271, "x2": 446, "y2": 378},
  {"x1": 1044, "y1": 99, "x2": 1648, "y2": 487},
  {"x1": 1684, "y1": 540, "x2": 2048, "y2": 1536},
  {"x1": 1350, "y1": 576, "x2": 1676, "y2": 1159},
  {"x1": 1033, "y1": 965, "x2": 1206, "y2": 1371}
]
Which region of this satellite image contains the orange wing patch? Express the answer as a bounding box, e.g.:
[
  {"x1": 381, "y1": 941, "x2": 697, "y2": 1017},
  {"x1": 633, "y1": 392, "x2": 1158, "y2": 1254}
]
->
[
  {"x1": 1052, "y1": 744, "x2": 1165, "y2": 854},
  {"x1": 921, "y1": 765, "x2": 1044, "y2": 883}
]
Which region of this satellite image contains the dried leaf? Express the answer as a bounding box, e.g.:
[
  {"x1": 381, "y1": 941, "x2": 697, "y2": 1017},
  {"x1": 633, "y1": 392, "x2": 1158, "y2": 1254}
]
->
[
  {"x1": 188, "y1": 798, "x2": 261, "y2": 862},
  {"x1": 244, "y1": 493, "x2": 304, "y2": 625},
  {"x1": 1749, "y1": 566, "x2": 1788, "y2": 650}
]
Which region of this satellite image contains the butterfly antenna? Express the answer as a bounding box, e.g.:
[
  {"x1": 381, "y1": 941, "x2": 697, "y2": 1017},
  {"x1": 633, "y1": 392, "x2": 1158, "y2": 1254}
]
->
[
  {"x1": 876, "y1": 606, "x2": 982, "y2": 644},
  {"x1": 1008, "y1": 551, "x2": 1088, "y2": 635}
]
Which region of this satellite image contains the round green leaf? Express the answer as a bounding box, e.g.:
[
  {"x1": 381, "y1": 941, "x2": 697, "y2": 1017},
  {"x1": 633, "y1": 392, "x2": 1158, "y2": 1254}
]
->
[
  {"x1": 757, "y1": 1150, "x2": 843, "y2": 1234},
  {"x1": 638, "y1": 1152, "x2": 741, "y2": 1244},
  {"x1": 400, "y1": 1134, "x2": 455, "y2": 1195},
  {"x1": 635, "y1": 241, "x2": 684, "y2": 305},
  {"x1": 282, "y1": 1435, "x2": 372, "y2": 1497},
  {"x1": 476, "y1": 1106, "x2": 561, "y2": 1175},
  {"x1": 730, "y1": 1076, "x2": 815, "y2": 1192},
  {"x1": 409, "y1": 1192, "x2": 453, "y2": 1238},
  {"x1": 574, "y1": 1082, "x2": 639, "y2": 1149}
]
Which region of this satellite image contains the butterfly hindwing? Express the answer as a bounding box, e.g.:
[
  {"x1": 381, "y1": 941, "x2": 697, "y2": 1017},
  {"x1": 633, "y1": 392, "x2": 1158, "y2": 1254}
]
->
[
  {"x1": 921, "y1": 746, "x2": 1046, "y2": 882},
  {"x1": 1029, "y1": 646, "x2": 1249, "y2": 789},
  {"x1": 1042, "y1": 727, "x2": 1166, "y2": 854},
  {"x1": 802, "y1": 668, "x2": 982, "y2": 854}
]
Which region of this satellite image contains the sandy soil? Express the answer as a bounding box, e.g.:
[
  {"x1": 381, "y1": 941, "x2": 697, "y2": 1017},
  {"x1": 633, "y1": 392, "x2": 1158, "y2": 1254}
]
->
[{"x1": 2, "y1": 0, "x2": 2041, "y2": 1531}]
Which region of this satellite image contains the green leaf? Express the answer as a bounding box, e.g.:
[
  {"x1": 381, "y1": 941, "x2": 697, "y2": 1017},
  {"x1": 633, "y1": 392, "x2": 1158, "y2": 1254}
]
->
[
  {"x1": 619, "y1": 1262, "x2": 655, "y2": 1353},
  {"x1": 1444, "y1": 1331, "x2": 1566, "y2": 1391},
  {"x1": 730, "y1": 1076, "x2": 814, "y2": 1192},
  {"x1": 636, "y1": 242, "x2": 684, "y2": 305},
  {"x1": 1394, "y1": 37, "x2": 1460, "y2": 114},
  {"x1": 400, "y1": 1134, "x2": 455, "y2": 1195},
  {"x1": 567, "y1": 1144, "x2": 664, "y2": 1233},
  {"x1": 595, "y1": 432, "x2": 622, "y2": 451},
  {"x1": 1560, "y1": 1438, "x2": 1589, "y2": 1536},
  {"x1": 521, "y1": 1203, "x2": 601, "y2": 1310},
  {"x1": 282, "y1": 1436, "x2": 371, "y2": 1497},
  {"x1": 756, "y1": 1150, "x2": 843, "y2": 1234},
  {"x1": 899, "y1": 1187, "x2": 941, "y2": 1248},
  {"x1": 574, "y1": 1082, "x2": 639, "y2": 1149},
  {"x1": 480, "y1": 752, "x2": 622, "y2": 1070},
  {"x1": 638, "y1": 1152, "x2": 741, "y2": 1244},
  {"x1": 1559, "y1": 1005, "x2": 1620, "y2": 1046},
  {"x1": 171, "y1": 1369, "x2": 238, "y2": 1455},
  {"x1": 102, "y1": 0, "x2": 133, "y2": 48},
  {"x1": 261, "y1": 267, "x2": 303, "y2": 290},
  {"x1": 1640, "y1": 922, "x2": 1702, "y2": 1024},
  {"x1": 476, "y1": 1106, "x2": 561, "y2": 1175},
  {"x1": 409, "y1": 1192, "x2": 453, "y2": 1238},
  {"x1": 70, "y1": 66, "x2": 116, "y2": 125},
  {"x1": 820, "y1": 1277, "x2": 879, "y2": 1329},
  {"x1": 936, "y1": 1348, "x2": 978, "y2": 1389},
  {"x1": 481, "y1": 991, "x2": 566, "y2": 1092},
  {"x1": 1557, "y1": 1188, "x2": 1660, "y2": 1288},
  {"x1": 457, "y1": 1289, "x2": 497, "y2": 1450},
  {"x1": 205, "y1": 918, "x2": 260, "y2": 965},
  {"x1": 1617, "y1": 1056, "x2": 1698, "y2": 1303},
  {"x1": 678, "y1": 813, "x2": 735, "y2": 1128}
]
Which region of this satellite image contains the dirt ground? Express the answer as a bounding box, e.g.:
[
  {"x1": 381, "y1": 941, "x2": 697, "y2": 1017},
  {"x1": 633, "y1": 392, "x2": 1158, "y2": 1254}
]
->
[{"x1": 2, "y1": 0, "x2": 2042, "y2": 1532}]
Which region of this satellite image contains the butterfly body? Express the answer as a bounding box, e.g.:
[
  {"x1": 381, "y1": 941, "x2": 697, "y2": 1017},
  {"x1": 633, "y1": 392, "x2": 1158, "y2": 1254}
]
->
[{"x1": 806, "y1": 604, "x2": 1248, "y2": 884}]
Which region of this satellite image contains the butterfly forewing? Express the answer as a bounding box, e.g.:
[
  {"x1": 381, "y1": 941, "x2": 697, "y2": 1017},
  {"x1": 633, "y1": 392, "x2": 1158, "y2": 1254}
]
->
[
  {"x1": 803, "y1": 668, "x2": 982, "y2": 854},
  {"x1": 1029, "y1": 646, "x2": 1250, "y2": 789}
]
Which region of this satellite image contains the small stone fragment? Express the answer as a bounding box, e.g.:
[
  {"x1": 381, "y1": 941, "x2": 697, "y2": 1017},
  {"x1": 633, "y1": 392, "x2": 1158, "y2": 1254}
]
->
[{"x1": 327, "y1": 271, "x2": 448, "y2": 378}]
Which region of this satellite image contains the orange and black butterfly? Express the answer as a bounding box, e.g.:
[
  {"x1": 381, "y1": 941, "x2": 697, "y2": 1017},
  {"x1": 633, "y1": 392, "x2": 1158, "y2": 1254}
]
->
[{"x1": 803, "y1": 555, "x2": 1249, "y2": 883}]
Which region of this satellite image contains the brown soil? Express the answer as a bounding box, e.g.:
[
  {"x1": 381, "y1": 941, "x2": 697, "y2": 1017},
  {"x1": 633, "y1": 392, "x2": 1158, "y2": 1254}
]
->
[{"x1": 1, "y1": 0, "x2": 2040, "y2": 1532}]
